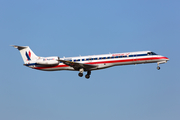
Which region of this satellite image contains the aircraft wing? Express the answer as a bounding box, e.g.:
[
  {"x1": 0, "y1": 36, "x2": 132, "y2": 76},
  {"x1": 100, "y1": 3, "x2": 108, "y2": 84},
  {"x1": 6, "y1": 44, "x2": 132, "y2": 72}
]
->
[{"x1": 58, "y1": 59, "x2": 98, "y2": 69}]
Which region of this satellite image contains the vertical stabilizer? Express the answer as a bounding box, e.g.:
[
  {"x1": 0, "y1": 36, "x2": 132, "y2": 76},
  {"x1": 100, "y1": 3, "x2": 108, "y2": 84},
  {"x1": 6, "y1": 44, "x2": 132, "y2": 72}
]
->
[{"x1": 12, "y1": 45, "x2": 38, "y2": 64}]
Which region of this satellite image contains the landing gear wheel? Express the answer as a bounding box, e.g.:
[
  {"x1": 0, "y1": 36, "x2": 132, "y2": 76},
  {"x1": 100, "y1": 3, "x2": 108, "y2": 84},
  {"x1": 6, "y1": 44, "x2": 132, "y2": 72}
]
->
[
  {"x1": 157, "y1": 66, "x2": 160, "y2": 70},
  {"x1": 85, "y1": 74, "x2": 90, "y2": 79},
  {"x1": 78, "y1": 73, "x2": 83, "y2": 77}
]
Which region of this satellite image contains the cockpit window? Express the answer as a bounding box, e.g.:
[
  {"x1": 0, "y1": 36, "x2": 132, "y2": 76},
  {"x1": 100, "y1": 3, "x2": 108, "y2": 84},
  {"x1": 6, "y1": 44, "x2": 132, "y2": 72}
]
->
[
  {"x1": 152, "y1": 52, "x2": 157, "y2": 55},
  {"x1": 147, "y1": 52, "x2": 157, "y2": 55}
]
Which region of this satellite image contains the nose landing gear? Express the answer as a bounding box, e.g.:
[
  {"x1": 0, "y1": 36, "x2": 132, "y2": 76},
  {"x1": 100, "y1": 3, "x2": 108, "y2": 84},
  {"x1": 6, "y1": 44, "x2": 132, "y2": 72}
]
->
[
  {"x1": 157, "y1": 61, "x2": 168, "y2": 70},
  {"x1": 157, "y1": 62, "x2": 160, "y2": 70}
]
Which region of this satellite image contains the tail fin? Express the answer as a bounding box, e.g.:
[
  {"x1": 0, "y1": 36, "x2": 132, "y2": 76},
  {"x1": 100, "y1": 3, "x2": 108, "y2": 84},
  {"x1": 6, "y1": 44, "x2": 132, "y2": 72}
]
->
[{"x1": 12, "y1": 45, "x2": 38, "y2": 63}]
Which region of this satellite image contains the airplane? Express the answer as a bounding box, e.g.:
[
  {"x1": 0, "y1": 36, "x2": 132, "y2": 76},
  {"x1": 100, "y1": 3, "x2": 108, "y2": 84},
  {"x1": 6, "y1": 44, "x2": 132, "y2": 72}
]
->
[{"x1": 12, "y1": 45, "x2": 169, "y2": 79}]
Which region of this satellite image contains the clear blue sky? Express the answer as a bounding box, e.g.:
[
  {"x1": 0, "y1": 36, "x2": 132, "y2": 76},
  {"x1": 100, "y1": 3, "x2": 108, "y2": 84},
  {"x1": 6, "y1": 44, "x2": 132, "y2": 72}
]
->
[{"x1": 0, "y1": 0, "x2": 180, "y2": 120}]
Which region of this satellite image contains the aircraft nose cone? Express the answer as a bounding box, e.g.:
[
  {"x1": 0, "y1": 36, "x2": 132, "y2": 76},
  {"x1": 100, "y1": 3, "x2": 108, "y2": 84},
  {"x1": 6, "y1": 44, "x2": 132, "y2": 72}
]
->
[{"x1": 165, "y1": 57, "x2": 169, "y2": 61}]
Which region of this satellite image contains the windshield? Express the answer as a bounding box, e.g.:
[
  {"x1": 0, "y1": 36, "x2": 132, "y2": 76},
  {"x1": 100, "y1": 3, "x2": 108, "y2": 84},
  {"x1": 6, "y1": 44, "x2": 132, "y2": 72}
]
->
[{"x1": 147, "y1": 52, "x2": 158, "y2": 55}]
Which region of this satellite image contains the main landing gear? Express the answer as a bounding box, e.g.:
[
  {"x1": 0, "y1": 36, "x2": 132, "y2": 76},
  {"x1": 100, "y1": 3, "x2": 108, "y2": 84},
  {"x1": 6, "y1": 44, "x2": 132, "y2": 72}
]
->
[
  {"x1": 78, "y1": 73, "x2": 83, "y2": 77},
  {"x1": 78, "y1": 68, "x2": 84, "y2": 77},
  {"x1": 85, "y1": 71, "x2": 91, "y2": 79},
  {"x1": 78, "y1": 68, "x2": 91, "y2": 79}
]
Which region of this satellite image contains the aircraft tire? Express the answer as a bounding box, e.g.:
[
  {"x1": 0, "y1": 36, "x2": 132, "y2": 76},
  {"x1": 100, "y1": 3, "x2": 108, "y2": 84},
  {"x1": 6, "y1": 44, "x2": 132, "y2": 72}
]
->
[
  {"x1": 85, "y1": 74, "x2": 90, "y2": 79},
  {"x1": 78, "y1": 73, "x2": 83, "y2": 77},
  {"x1": 157, "y1": 66, "x2": 160, "y2": 70}
]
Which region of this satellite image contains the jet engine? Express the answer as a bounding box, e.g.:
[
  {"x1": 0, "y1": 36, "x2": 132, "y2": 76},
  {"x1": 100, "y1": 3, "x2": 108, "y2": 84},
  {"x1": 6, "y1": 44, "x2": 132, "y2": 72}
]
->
[{"x1": 36, "y1": 56, "x2": 59, "y2": 66}]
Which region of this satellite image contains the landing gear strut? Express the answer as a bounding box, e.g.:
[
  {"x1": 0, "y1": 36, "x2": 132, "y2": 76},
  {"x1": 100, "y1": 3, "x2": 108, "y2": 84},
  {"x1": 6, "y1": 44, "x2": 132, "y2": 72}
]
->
[
  {"x1": 78, "y1": 68, "x2": 84, "y2": 77},
  {"x1": 157, "y1": 61, "x2": 168, "y2": 70},
  {"x1": 157, "y1": 63, "x2": 160, "y2": 70}
]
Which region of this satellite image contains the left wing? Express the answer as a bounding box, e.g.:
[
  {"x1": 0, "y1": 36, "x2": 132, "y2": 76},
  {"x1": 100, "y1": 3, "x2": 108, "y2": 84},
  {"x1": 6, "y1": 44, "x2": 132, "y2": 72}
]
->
[{"x1": 58, "y1": 59, "x2": 98, "y2": 69}]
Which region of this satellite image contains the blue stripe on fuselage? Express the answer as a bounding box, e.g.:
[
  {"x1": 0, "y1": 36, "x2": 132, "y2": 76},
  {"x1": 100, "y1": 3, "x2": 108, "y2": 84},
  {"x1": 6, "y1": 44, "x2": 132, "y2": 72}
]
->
[{"x1": 25, "y1": 53, "x2": 153, "y2": 66}]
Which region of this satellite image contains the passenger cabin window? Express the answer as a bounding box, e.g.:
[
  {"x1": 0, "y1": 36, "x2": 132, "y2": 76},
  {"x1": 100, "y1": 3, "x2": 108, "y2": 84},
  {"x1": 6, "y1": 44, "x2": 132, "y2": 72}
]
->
[{"x1": 129, "y1": 55, "x2": 133, "y2": 57}]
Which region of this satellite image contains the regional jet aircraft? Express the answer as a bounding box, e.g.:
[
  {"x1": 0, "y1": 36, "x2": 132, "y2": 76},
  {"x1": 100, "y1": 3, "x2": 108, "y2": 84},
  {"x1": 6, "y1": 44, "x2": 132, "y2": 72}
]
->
[{"x1": 12, "y1": 45, "x2": 169, "y2": 79}]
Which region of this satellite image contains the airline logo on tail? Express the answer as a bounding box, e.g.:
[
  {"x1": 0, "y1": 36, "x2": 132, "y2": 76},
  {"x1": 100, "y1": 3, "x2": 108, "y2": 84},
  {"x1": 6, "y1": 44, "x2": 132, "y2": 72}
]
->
[{"x1": 26, "y1": 51, "x2": 31, "y2": 61}]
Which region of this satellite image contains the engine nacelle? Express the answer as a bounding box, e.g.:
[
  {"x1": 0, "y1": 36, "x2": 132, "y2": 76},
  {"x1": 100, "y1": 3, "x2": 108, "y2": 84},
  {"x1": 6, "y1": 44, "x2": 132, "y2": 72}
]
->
[{"x1": 36, "y1": 56, "x2": 59, "y2": 66}]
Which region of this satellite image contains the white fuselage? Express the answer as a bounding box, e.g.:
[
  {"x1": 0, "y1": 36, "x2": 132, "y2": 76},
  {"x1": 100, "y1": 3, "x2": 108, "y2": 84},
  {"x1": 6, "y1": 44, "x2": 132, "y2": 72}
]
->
[{"x1": 26, "y1": 51, "x2": 169, "y2": 71}]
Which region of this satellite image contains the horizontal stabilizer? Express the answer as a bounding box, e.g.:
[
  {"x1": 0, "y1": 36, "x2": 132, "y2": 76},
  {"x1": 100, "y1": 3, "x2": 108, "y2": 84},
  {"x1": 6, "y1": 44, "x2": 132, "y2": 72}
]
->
[{"x1": 11, "y1": 45, "x2": 27, "y2": 50}]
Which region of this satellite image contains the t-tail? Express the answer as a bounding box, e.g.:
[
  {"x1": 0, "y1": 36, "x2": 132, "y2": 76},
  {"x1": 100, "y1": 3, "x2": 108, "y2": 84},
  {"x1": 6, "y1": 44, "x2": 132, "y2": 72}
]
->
[
  {"x1": 12, "y1": 45, "x2": 60, "y2": 66},
  {"x1": 11, "y1": 45, "x2": 38, "y2": 64}
]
